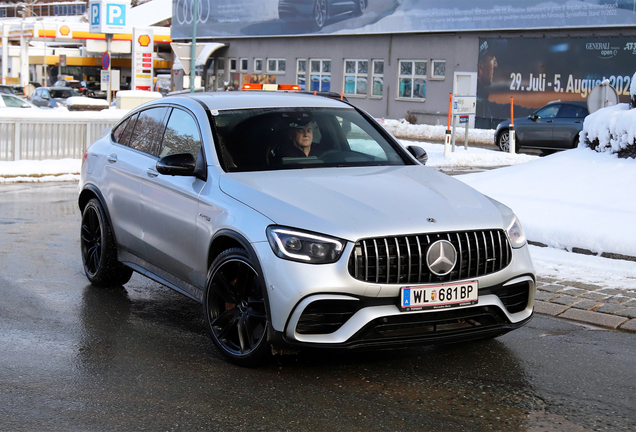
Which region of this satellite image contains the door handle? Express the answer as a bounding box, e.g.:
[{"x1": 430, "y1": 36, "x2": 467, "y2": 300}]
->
[
  {"x1": 107, "y1": 154, "x2": 117, "y2": 163},
  {"x1": 146, "y1": 168, "x2": 159, "y2": 178},
  {"x1": 546, "y1": 120, "x2": 553, "y2": 123}
]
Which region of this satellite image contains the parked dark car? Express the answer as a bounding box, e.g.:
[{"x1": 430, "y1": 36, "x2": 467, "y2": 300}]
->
[
  {"x1": 85, "y1": 81, "x2": 107, "y2": 99},
  {"x1": 53, "y1": 79, "x2": 86, "y2": 94},
  {"x1": 278, "y1": 0, "x2": 367, "y2": 29},
  {"x1": 0, "y1": 84, "x2": 26, "y2": 98},
  {"x1": 29, "y1": 86, "x2": 108, "y2": 110},
  {"x1": 494, "y1": 101, "x2": 589, "y2": 154}
]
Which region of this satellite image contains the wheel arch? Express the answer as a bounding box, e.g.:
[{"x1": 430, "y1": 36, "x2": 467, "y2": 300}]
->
[
  {"x1": 206, "y1": 229, "x2": 279, "y2": 342},
  {"x1": 78, "y1": 185, "x2": 119, "y2": 245}
]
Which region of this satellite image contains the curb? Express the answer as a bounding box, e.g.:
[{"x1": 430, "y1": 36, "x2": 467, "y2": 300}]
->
[
  {"x1": 535, "y1": 300, "x2": 636, "y2": 333},
  {"x1": 528, "y1": 240, "x2": 636, "y2": 263}
]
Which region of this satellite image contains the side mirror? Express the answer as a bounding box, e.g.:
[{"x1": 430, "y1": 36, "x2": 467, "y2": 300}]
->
[
  {"x1": 21, "y1": 103, "x2": 31, "y2": 108},
  {"x1": 156, "y1": 153, "x2": 197, "y2": 176},
  {"x1": 406, "y1": 145, "x2": 428, "y2": 165},
  {"x1": 42, "y1": 94, "x2": 50, "y2": 100},
  {"x1": 529, "y1": 114, "x2": 537, "y2": 121}
]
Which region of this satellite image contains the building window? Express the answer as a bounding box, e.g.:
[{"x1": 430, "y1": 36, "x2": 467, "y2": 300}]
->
[
  {"x1": 310, "y1": 59, "x2": 331, "y2": 92},
  {"x1": 254, "y1": 58, "x2": 263, "y2": 73},
  {"x1": 398, "y1": 60, "x2": 427, "y2": 99},
  {"x1": 297, "y1": 59, "x2": 307, "y2": 91},
  {"x1": 372, "y1": 60, "x2": 384, "y2": 97},
  {"x1": 267, "y1": 58, "x2": 286, "y2": 73},
  {"x1": 240, "y1": 58, "x2": 248, "y2": 73},
  {"x1": 431, "y1": 60, "x2": 446, "y2": 80},
  {"x1": 229, "y1": 58, "x2": 237, "y2": 72},
  {"x1": 343, "y1": 59, "x2": 368, "y2": 96},
  {"x1": 216, "y1": 58, "x2": 225, "y2": 91}
]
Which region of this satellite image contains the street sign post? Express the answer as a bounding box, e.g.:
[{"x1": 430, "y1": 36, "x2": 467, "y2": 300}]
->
[
  {"x1": 89, "y1": 0, "x2": 130, "y2": 106},
  {"x1": 101, "y1": 52, "x2": 110, "y2": 70},
  {"x1": 451, "y1": 96, "x2": 477, "y2": 151}
]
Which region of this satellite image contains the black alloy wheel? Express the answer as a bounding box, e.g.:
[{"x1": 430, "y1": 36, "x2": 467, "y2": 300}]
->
[
  {"x1": 204, "y1": 248, "x2": 270, "y2": 367},
  {"x1": 314, "y1": 0, "x2": 327, "y2": 29},
  {"x1": 80, "y1": 198, "x2": 132, "y2": 287}
]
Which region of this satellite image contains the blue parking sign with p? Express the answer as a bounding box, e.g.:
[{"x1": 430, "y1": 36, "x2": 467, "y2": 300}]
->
[
  {"x1": 107, "y1": 3, "x2": 126, "y2": 26},
  {"x1": 90, "y1": 3, "x2": 100, "y2": 26}
]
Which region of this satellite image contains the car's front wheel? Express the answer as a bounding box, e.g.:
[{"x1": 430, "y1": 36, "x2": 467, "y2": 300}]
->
[
  {"x1": 204, "y1": 248, "x2": 270, "y2": 367},
  {"x1": 314, "y1": 0, "x2": 327, "y2": 29},
  {"x1": 497, "y1": 129, "x2": 511, "y2": 152},
  {"x1": 80, "y1": 198, "x2": 132, "y2": 287}
]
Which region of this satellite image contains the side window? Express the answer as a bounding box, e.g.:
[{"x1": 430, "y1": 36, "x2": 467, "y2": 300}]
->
[
  {"x1": 128, "y1": 107, "x2": 168, "y2": 155},
  {"x1": 336, "y1": 115, "x2": 388, "y2": 160},
  {"x1": 2, "y1": 95, "x2": 25, "y2": 107},
  {"x1": 112, "y1": 115, "x2": 135, "y2": 145},
  {"x1": 558, "y1": 105, "x2": 587, "y2": 118},
  {"x1": 159, "y1": 108, "x2": 202, "y2": 158},
  {"x1": 536, "y1": 105, "x2": 559, "y2": 119}
]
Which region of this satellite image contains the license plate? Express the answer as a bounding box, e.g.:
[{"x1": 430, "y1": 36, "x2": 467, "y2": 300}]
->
[{"x1": 400, "y1": 281, "x2": 478, "y2": 312}]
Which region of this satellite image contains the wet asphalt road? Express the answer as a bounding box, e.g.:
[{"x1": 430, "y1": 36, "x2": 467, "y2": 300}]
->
[{"x1": 1, "y1": 182, "x2": 635, "y2": 432}]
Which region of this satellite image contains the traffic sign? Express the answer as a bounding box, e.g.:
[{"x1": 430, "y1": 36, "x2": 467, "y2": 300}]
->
[{"x1": 102, "y1": 52, "x2": 110, "y2": 70}]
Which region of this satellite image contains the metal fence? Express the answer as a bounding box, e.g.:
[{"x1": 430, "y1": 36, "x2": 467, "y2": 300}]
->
[{"x1": 0, "y1": 116, "x2": 119, "y2": 161}]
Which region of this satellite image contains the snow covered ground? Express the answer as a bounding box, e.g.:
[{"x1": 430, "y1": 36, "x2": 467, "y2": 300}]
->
[{"x1": 1, "y1": 125, "x2": 634, "y2": 291}]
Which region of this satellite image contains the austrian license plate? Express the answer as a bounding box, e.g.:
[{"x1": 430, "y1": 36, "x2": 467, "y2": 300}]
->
[{"x1": 400, "y1": 281, "x2": 478, "y2": 312}]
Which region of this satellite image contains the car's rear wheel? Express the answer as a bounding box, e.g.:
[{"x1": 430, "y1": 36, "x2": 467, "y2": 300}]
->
[
  {"x1": 80, "y1": 198, "x2": 132, "y2": 287},
  {"x1": 314, "y1": 0, "x2": 327, "y2": 29},
  {"x1": 204, "y1": 248, "x2": 270, "y2": 367},
  {"x1": 497, "y1": 129, "x2": 510, "y2": 152}
]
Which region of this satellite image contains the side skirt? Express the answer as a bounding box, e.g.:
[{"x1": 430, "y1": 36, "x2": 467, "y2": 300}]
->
[{"x1": 118, "y1": 249, "x2": 204, "y2": 303}]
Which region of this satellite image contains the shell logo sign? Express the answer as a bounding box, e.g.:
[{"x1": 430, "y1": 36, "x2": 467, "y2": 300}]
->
[
  {"x1": 138, "y1": 34, "x2": 151, "y2": 47},
  {"x1": 58, "y1": 25, "x2": 71, "y2": 37}
]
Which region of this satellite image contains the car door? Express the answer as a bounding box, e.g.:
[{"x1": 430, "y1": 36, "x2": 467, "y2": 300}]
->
[
  {"x1": 521, "y1": 104, "x2": 559, "y2": 147},
  {"x1": 30, "y1": 88, "x2": 47, "y2": 107},
  {"x1": 141, "y1": 107, "x2": 206, "y2": 289},
  {"x1": 103, "y1": 107, "x2": 169, "y2": 258},
  {"x1": 552, "y1": 103, "x2": 587, "y2": 149}
]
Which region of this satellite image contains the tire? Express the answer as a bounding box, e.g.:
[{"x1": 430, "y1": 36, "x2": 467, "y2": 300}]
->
[
  {"x1": 80, "y1": 198, "x2": 133, "y2": 287},
  {"x1": 497, "y1": 129, "x2": 510, "y2": 152},
  {"x1": 204, "y1": 248, "x2": 270, "y2": 367},
  {"x1": 314, "y1": 0, "x2": 327, "y2": 29},
  {"x1": 354, "y1": 0, "x2": 366, "y2": 15}
]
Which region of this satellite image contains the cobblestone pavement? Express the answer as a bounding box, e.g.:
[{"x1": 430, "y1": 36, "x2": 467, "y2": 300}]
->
[{"x1": 535, "y1": 275, "x2": 636, "y2": 333}]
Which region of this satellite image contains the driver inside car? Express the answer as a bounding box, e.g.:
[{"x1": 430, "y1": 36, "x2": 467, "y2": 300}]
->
[{"x1": 271, "y1": 112, "x2": 322, "y2": 163}]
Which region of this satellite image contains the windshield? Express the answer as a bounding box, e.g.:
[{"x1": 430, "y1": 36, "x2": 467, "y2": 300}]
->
[
  {"x1": 213, "y1": 107, "x2": 412, "y2": 172},
  {"x1": 50, "y1": 89, "x2": 79, "y2": 98}
]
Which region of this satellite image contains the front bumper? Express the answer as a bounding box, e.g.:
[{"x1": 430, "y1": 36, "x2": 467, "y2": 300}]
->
[{"x1": 254, "y1": 241, "x2": 536, "y2": 349}]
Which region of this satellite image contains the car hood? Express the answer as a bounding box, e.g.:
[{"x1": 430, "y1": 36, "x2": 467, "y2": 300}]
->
[{"x1": 219, "y1": 166, "x2": 510, "y2": 241}]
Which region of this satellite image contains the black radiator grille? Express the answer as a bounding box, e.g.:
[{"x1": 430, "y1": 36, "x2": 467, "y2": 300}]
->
[{"x1": 348, "y1": 230, "x2": 512, "y2": 284}]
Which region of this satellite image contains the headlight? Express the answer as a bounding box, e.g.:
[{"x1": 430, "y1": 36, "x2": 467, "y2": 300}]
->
[
  {"x1": 266, "y1": 226, "x2": 345, "y2": 264},
  {"x1": 507, "y1": 215, "x2": 527, "y2": 248}
]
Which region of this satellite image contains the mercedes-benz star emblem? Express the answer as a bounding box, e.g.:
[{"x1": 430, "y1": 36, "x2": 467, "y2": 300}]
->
[{"x1": 426, "y1": 240, "x2": 457, "y2": 276}]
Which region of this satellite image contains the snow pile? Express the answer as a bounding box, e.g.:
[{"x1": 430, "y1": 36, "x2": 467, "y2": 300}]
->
[
  {"x1": 581, "y1": 103, "x2": 636, "y2": 156},
  {"x1": 380, "y1": 119, "x2": 495, "y2": 144},
  {"x1": 0, "y1": 108, "x2": 128, "y2": 120},
  {"x1": 0, "y1": 159, "x2": 80, "y2": 183},
  {"x1": 460, "y1": 147, "x2": 636, "y2": 258},
  {"x1": 66, "y1": 97, "x2": 109, "y2": 108},
  {"x1": 400, "y1": 140, "x2": 537, "y2": 168}
]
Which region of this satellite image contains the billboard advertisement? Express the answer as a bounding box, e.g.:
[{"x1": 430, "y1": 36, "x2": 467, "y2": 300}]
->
[
  {"x1": 172, "y1": 0, "x2": 636, "y2": 39},
  {"x1": 476, "y1": 36, "x2": 636, "y2": 128}
]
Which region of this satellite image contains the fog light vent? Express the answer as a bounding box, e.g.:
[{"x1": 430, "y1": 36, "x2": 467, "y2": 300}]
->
[{"x1": 296, "y1": 300, "x2": 359, "y2": 335}]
